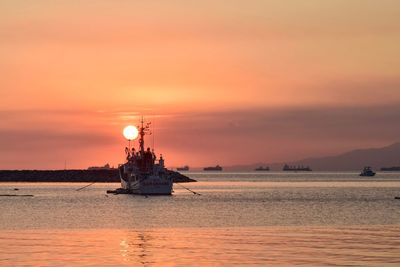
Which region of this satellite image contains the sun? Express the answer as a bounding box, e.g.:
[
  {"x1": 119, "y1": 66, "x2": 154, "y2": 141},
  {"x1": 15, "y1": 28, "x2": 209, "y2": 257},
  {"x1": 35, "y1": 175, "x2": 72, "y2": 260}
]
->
[{"x1": 123, "y1": 125, "x2": 139, "y2": 140}]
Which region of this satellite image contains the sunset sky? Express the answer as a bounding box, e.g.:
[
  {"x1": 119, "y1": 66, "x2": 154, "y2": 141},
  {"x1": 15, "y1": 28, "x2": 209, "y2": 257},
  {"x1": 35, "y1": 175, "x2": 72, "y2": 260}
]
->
[{"x1": 1, "y1": 0, "x2": 400, "y2": 169}]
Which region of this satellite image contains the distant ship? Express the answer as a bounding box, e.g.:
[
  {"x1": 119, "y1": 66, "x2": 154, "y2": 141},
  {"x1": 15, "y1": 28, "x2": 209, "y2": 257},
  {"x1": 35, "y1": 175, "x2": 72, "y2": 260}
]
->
[
  {"x1": 255, "y1": 166, "x2": 270, "y2": 171},
  {"x1": 381, "y1": 166, "x2": 400, "y2": 171},
  {"x1": 177, "y1": 165, "x2": 189, "y2": 171},
  {"x1": 283, "y1": 164, "x2": 312, "y2": 171},
  {"x1": 88, "y1": 163, "x2": 114, "y2": 170},
  {"x1": 360, "y1": 166, "x2": 376, "y2": 177},
  {"x1": 118, "y1": 119, "x2": 173, "y2": 195},
  {"x1": 203, "y1": 165, "x2": 223, "y2": 171}
]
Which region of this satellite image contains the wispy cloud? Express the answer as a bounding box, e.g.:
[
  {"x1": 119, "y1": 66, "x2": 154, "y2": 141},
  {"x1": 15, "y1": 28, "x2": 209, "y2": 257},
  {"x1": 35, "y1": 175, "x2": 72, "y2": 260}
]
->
[{"x1": 0, "y1": 104, "x2": 399, "y2": 168}]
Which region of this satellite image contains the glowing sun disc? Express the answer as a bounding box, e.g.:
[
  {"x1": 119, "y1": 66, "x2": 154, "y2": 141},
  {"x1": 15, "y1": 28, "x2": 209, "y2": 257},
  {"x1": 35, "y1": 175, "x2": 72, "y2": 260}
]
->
[{"x1": 123, "y1": 125, "x2": 139, "y2": 140}]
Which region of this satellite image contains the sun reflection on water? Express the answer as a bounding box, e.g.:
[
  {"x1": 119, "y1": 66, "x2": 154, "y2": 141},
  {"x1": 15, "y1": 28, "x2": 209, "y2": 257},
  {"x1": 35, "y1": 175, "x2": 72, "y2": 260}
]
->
[{"x1": 1, "y1": 227, "x2": 400, "y2": 266}]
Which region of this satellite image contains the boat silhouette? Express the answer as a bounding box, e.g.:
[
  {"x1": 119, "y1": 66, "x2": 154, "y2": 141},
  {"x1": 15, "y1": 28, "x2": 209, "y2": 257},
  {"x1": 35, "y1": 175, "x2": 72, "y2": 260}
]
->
[
  {"x1": 381, "y1": 166, "x2": 400, "y2": 171},
  {"x1": 360, "y1": 166, "x2": 376, "y2": 177},
  {"x1": 203, "y1": 165, "x2": 223, "y2": 171},
  {"x1": 118, "y1": 118, "x2": 173, "y2": 195},
  {"x1": 282, "y1": 164, "x2": 312, "y2": 171},
  {"x1": 177, "y1": 165, "x2": 189, "y2": 171},
  {"x1": 255, "y1": 166, "x2": 270, "y2": 171}
]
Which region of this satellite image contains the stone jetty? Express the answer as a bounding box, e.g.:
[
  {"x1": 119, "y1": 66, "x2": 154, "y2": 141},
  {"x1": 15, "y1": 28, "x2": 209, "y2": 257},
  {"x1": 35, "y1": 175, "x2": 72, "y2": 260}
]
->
[{"x1": 0, "y1": 169, "x2": 196, "y2": 183}]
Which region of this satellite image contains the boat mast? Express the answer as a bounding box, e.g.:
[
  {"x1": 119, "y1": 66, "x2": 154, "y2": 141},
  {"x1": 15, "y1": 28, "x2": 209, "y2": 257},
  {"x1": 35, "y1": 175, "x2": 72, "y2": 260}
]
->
[{"x1": 139, "y1": 116, "x2": 145, "y2": 155}]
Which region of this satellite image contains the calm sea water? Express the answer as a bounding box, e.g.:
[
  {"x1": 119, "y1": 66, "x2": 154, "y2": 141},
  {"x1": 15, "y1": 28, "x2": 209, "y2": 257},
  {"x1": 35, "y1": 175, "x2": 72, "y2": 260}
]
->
[{"x1": 1, "y1": 172, "x2": 400, "y2": 266}]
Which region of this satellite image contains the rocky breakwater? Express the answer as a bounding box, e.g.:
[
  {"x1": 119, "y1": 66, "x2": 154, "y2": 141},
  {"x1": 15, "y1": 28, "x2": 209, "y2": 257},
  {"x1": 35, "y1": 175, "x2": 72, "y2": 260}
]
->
[{"x1": 0, "y1": 169, "x2": 196, "y2": 183}]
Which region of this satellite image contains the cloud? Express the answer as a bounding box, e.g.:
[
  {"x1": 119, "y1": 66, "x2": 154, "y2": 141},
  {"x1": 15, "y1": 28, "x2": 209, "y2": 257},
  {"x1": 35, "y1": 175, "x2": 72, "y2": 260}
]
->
[
  {"x1": 151, "y1": 104, "x2": 400, "y2": 164},
  {"x1": 0, "y1": 104, "x2": 399, "y2": 168}
]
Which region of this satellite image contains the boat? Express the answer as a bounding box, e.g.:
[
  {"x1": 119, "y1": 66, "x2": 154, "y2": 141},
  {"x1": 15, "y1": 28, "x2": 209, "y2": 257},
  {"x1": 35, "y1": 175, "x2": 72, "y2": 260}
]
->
[
  {"x1": 360, "y1": 166, "x2": 376, "y2": 177},
  {"x1": 177, "y1": 165, "x2": 189, "y2": 171},
  {"x1": 118, "y1": 119, "x2": 173, "y2": 195},
  {"x1": 380, "y1": 166, "x2": 400, "y2": 172},
  {"x1": 87, "y1": 163, "x2": 114, "y2": 170},
  {"x1": 283, "y1": 164, "x2": 312, "y2": 171},
  {"x1": 203, "y1": 165, "x2": 223, "y2": 171},
  {"x1": 255, "y1": 166, "x2": 270, "y2": 171}
]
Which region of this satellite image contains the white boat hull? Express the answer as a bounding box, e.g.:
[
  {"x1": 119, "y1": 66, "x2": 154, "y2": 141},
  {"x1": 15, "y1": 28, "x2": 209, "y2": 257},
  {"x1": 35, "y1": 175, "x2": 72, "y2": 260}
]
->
[{"x1": 120, "y1": 176, "x2": 173, "y2": 195}]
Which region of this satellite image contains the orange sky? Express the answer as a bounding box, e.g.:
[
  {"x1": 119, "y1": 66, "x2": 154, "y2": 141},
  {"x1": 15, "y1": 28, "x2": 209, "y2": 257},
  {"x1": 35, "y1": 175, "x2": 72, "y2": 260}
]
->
[{"x1": 1, "y1": 1, "x2": 400, "y2": 169}]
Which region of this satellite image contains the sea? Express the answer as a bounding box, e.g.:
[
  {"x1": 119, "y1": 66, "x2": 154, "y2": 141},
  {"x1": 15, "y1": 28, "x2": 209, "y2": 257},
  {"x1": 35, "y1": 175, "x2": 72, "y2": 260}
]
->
[{"x1": 1, "y1": 172, "x2": 400, "y2": 266}]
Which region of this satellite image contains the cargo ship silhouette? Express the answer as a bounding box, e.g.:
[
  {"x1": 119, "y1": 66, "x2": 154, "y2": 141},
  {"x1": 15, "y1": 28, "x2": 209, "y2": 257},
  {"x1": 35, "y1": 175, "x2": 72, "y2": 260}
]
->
[
  {"x1": 283, "y1": 164, "x2": 312, "y2": 171},
  {"x1": 203, "y1": 165, "x2": 223, "y2": 171}
]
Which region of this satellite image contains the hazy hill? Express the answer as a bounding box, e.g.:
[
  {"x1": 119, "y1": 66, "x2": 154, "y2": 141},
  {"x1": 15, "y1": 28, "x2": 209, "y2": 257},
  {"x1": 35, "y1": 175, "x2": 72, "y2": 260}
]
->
[{"x1": 225, "y1": 143, "x2": 400, "y2": 171}]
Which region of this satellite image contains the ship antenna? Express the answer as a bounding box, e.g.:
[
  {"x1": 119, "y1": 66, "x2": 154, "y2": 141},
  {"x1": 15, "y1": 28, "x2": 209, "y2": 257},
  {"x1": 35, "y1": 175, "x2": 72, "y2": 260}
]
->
[
  {"x1": 139, "y1": 116, "x2": 145, "y2": 154},
  {"x1": 138, "y1": 116, "x2": 153, "y2": 155}
]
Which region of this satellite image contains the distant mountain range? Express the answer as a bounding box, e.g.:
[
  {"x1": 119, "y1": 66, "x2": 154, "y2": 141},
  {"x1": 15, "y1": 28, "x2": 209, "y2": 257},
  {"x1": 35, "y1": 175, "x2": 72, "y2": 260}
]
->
[{"x1": 225, "y1": 142, "x2": 400, "y2": 171}]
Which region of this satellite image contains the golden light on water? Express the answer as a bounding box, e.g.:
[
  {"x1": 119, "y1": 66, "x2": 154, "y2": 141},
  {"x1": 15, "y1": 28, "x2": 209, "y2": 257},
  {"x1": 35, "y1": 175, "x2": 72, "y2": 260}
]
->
[{"x1": 123, "y1": 125, "x2": 139, "y2": 140}]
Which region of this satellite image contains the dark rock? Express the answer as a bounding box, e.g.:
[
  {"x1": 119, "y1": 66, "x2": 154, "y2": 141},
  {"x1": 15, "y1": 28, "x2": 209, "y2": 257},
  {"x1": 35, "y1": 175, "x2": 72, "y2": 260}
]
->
[
  {"x1": 166, "y1": 169, "x2": 196, "y2": 183},
  {"x1": 0, "y1": 169, "x2": 196, "y2": 183}
]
